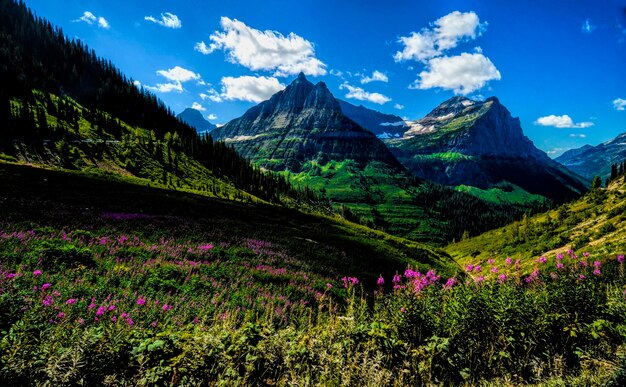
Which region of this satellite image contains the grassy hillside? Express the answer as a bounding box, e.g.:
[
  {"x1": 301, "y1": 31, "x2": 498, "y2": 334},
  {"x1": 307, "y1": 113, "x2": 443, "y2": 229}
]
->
[
  {"x1": 2, "y1": 162, "x2": 625, "y2": 386},
  {"x1": 447, "y1": 176, "x2": 626, "y2": 272}
]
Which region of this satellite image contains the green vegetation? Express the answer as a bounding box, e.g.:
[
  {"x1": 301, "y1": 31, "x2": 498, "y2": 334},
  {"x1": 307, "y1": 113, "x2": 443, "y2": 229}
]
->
[
  {"x1": 447, "y1": 176, "x2": 626, "y2": 272},
  {"x1": 1, "y1": 183, "x2": 625, "y2": 384},
  {"x1": 283, "y1": 159, "x2": 526, "y2": 244},
  {"x1": 455, "y1": 182, "x2": 547, "y2": 206}
]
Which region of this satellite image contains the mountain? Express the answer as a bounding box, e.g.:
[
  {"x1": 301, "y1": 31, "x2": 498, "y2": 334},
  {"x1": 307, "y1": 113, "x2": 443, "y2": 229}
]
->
[
  {"x1": 177, "y1": 108, "x2": 216, "y2": 133},
  {"x1": 385, "y1": 96, "x2": 588, "y2": 203},
  {"x1": 211, "y1": 73, "x2": 403, "y2": 172},
  {"x1": 555, "y1": 133, "x2": 626, "y2": 180},
  {"x1": 336, "y1": 99, "x2": 406, "y2": 139},
  {"x1": 212, "y1": 75, "x2": 535, "y2": 243}
]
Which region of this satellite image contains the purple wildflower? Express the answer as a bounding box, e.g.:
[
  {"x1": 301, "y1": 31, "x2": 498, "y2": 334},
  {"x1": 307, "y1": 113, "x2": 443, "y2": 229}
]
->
[
  {"x1": 66, "y1": 298, "x2": 76, "y2": 305},
  {"x1": 33, "y1": 270, "x2": 42, "y2": 277},
  {"x1": 376, "y1": 276, "x2": 385, "y2": 286}
]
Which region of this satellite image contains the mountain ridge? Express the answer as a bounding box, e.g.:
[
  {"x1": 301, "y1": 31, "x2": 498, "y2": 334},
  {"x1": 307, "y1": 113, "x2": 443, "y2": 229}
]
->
[{"x1": 177, "y1": 108, "x2": 216, "y2": 133}]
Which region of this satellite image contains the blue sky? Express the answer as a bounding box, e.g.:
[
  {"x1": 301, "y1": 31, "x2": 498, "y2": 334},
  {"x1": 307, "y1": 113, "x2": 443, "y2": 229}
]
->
[{"x1": 23, "y1": 0, "x2": 626, "y2": 156}]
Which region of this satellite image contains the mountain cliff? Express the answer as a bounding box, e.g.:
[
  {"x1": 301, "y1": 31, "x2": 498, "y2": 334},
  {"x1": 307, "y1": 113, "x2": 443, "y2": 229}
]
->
[
  {"x1": 177, "y1": 108, "x2": 216, "y2": 133},
  {"x1": 386, "y1": 96, "x2": 588, "y2": 203},
  {"x1": 211, "y1": 73, "x2": 403, "y2": 172},
  {"x1": 336, "y1": 99, "x2": 406, "y2": 138},
  {"x1": 555, "y1": 133, "x2": 626, "y2": 180}
]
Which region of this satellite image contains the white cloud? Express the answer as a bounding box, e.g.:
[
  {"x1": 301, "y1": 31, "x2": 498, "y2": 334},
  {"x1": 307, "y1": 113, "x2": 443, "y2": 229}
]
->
[
  {"x1": 412, "y1": 53, "x2": 501, "y2": 95},
  {"x1": 394, "y1": 103, "x2": 405, "y2": 110},
  {"x1": 74, "y1": 11, "x2": 109, "y2": 29},
  {"x1": 191, "y1": 102, "x2": 206, "y2": 111},
  {"x1": 395, "y1": 11, "x2": 499, "y2": 95},
  {"x1": 133, "y1": 80, "x2": 141, "y2": 87},
  {"x1": 394, "y1": 11, "x2": 486, "y2": 63},
  {"x1": 339, "y1": 82, "x2": 391, "y2": 105},
  {"x1": 535, "y1": 115, "x2": 594, "y2": 129},
  {"x1": 145, "y1": 82, "x2": 183, "y2": 93},
  {"x1": 361, "y1": 70, "x2": 388, "y2": 84},
  {"x1": 217, "y1": 76, "x2": 285, "y2": 103},
  {"x1": 144, "y1": 12, "x2": 182, "y2": 29},
  {"x1": 613, "y1": 98, "x2": 626, "y2": 111},
  {"x1": 581, "y1": 18, "x2": 596, "y2": 34},
  {"x1": 157, "y1": 66, "x2": 200, "y2": 82},
  {"x1": 207, "y1": 114, "x2": 218, "y2": 121},
  {"x1": 146, "y1": 66, "x2": 201, "y2": 93},
  {"x1": 195, "y1": 17, "x2": 326, "y2": 76},
  {"x1": 194, "y1": 41, "x2": 212, "y2": 54},
  {"x1": 330, "y1": 69, "x2": 344, "y2": 78},
  {"x1": 98, "y1": 17, "x2": 110, "y2": 29},
  {"x1": 569, "y1": 133, "x2": 587, "y2": 138}
]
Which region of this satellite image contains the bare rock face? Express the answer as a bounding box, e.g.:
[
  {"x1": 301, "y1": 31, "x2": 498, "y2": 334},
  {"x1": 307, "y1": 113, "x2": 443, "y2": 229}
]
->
[
  {"x1": 211, "y1": 73, "x2": 403, "y2": 172},
  {"x1": 386, "y1": 96, "x2": 588, "y2": 203}
]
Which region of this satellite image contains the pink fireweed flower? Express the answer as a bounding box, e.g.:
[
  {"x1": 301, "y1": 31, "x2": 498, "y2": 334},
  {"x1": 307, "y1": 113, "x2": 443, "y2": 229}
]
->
[
  {"x1": 593, "y1": 261, "x2": 601, "y2": 268},
  {"x1": 341, "y1": 276, "x2": 359, "y2": 288},
  {"x1": 33, "y1": 269, "x2": 42, "y2": 277},
  {"x1": 593, "y1": 268, "x2": 601, "y2": 276},
  {"x1": 326, "y1": 283, "x2": 333, "y2": 289},
  {"x1": 556, "y1": 253, "x2": 564, "y2": 260},
  {"x1": 126, "y1": 318, "x2": 133, "y2": 326},
  {"x1": 198, "y1": 243, "x2": 214, "y2": 252},
  {"x1": 579, "y1": 274, "x2": 587, "y2": 280},
  {"x1": 487, "y1": 258, "x2": 495, "y2": 265},
  {"x1": 537, "y1": 256, "x2": 547, "y2": 264},
  {"x1": 583, "y1": 252, "x2": 590, "y2": 258},
  {"x1": 404, "y1": 269, "x2": 419, "y2": 278},
  {"x1": 443, "y1": 277, "x2": 456, "y2": 289},
  {"x1": 491, "y1": 267, "x2": 499, "y2": 273},
  {"x1": 162, "y1": 304, "x2": 173, "y2": 312},
  {"x1": 376, "y1": 276, "x2": 385, "y2": 286},
  {"x1": 136, "y1": 297, "x2": 146, "y2": 306},
  {"x1": 42, "y1": 295, "x2": 54, "y2": 306},
  {"x1": 556, "y1": 262, "x2": 565, "y2": 269},
  {"x1": 95, "y1": 306, "x2": 106, "y2": 317},
  {"x1": 465, "y1": 264, "x2": 474, "y2": 272},
  {"x1": 5, "y1": 273, "x2": 16, "y2": 279},
  {"x1": 474, "y1": 275, "x2": 485, "y2": 283},
  {"x1": 400, "y1": 307, "x2": 407, "y2": 313},
  {"x1": 505, "y1": 257, "x2": 513, "y2": 266},
  {"x1": 474, "y1": 265, "x2": 482, "y2": 273},
  {"x1": 392, "y1": 274, "x2": 402, "y2": 284},
  {"x1": 111, "y1": 316, "x2": 117, "y2": 323},
  {"x1": 151, "y1": 321, "x2": 157, "y2": 327},
  {"x1": 579, "y1": 261, "x2": 588, "y2": 268},
  {"x1": 108, "y1": 305, "x2": 116, "y2": 311},
  {"x1": 65, "y1": 298, "x2": 76, "y2": 305},
  {"x1": 77, "y1": 318, "x2": 85, "y2": 325},
  {"x1": 618, "y1": 255, "x2": 624, "y2": 264},
  {"x1": 497, "y1": 274, "x2": 507, "y2": 283},
  {"x1": 550, "y1": 272, "x2": 558, "y2": 280},
  {"x1": 41, "y1": 283, "x2": 51, "y2": 291},
  {"x1": 57, "y1": 312, "x2": 65, "y2": 319}
]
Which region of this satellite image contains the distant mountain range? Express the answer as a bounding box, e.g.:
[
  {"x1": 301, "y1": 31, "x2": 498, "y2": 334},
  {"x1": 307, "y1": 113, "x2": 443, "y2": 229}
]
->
[
  {"x1": 384, "y1": 96, "x2": 588, "y2": 203},
  {"x1": 555, "y1": 132, "x2": 626, "y2": 180},
  {"x1": 336, "y1": 99, "x2": 406, "y2": 139},
  {"x1": 177, "y1": 108, "x2": 216, "y2": 133}
]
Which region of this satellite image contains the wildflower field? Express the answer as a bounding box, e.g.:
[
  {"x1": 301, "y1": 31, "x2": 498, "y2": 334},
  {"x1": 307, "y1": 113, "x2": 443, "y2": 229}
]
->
[{"x1": 1, "y1": 164, "x2": 626, "y2": 386}]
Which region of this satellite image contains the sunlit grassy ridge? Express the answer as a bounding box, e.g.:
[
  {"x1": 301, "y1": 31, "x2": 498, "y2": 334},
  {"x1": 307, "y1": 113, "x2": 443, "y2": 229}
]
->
[{"x1": 447, "y1": 177, "x2": 626, "y2": 272}]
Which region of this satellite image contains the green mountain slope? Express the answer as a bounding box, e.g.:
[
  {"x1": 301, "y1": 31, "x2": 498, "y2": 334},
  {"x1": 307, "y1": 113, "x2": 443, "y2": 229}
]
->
[
  {"x1": 446, "y1": 173, "x2": 626, "y2": 270},
  {"x1": 212, "y1": 75, "x2": 528, "y2": 244},
  {"x1": 0, "y1": 162, "x2": 460, "y2": 281},
  {"x1": 386, "y1": 96, "x2": 588, "y2": 204}
]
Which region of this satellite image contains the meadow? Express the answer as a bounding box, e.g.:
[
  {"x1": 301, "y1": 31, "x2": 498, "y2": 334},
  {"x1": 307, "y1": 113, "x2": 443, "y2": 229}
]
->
[{"x1": 1, "y1": 164, "x2": 625, "y2": 386}]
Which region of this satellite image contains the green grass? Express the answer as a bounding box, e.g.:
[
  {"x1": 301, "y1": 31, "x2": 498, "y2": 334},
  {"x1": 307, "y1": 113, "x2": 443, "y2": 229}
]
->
[
  {"x1": 447, "y1": 178, "x2": 626, "y2": 272},
  {"x1": 455, "y1": 182, "x2": 547, "y2": 206}
]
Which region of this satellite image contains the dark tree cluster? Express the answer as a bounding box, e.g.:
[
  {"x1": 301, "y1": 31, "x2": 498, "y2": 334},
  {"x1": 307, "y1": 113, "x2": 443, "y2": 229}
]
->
[
  {"x1": 0, "y1": 0, "x2": 315, "y2": 204},
  {"x1": 607, "y1": 160, "x2": 626, "y2": 185}
]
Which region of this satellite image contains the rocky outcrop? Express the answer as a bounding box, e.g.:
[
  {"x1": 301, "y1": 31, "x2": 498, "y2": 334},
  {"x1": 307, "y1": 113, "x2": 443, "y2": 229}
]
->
[
  {"x1": 386, "y1": 96, "x2": 588, "y2": 202},
  {"x1": 211, "y1": 73, "x2": 403, "y2": 172}
]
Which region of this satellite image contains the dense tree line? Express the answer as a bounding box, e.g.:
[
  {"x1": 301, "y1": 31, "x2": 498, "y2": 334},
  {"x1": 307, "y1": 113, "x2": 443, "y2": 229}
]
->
[
  {"x1": 0, "y1": 0, "x2": 315, "y2": 204},
  {"x1": 608, "y1": 160, "x2": 626, "y2": 185}
]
